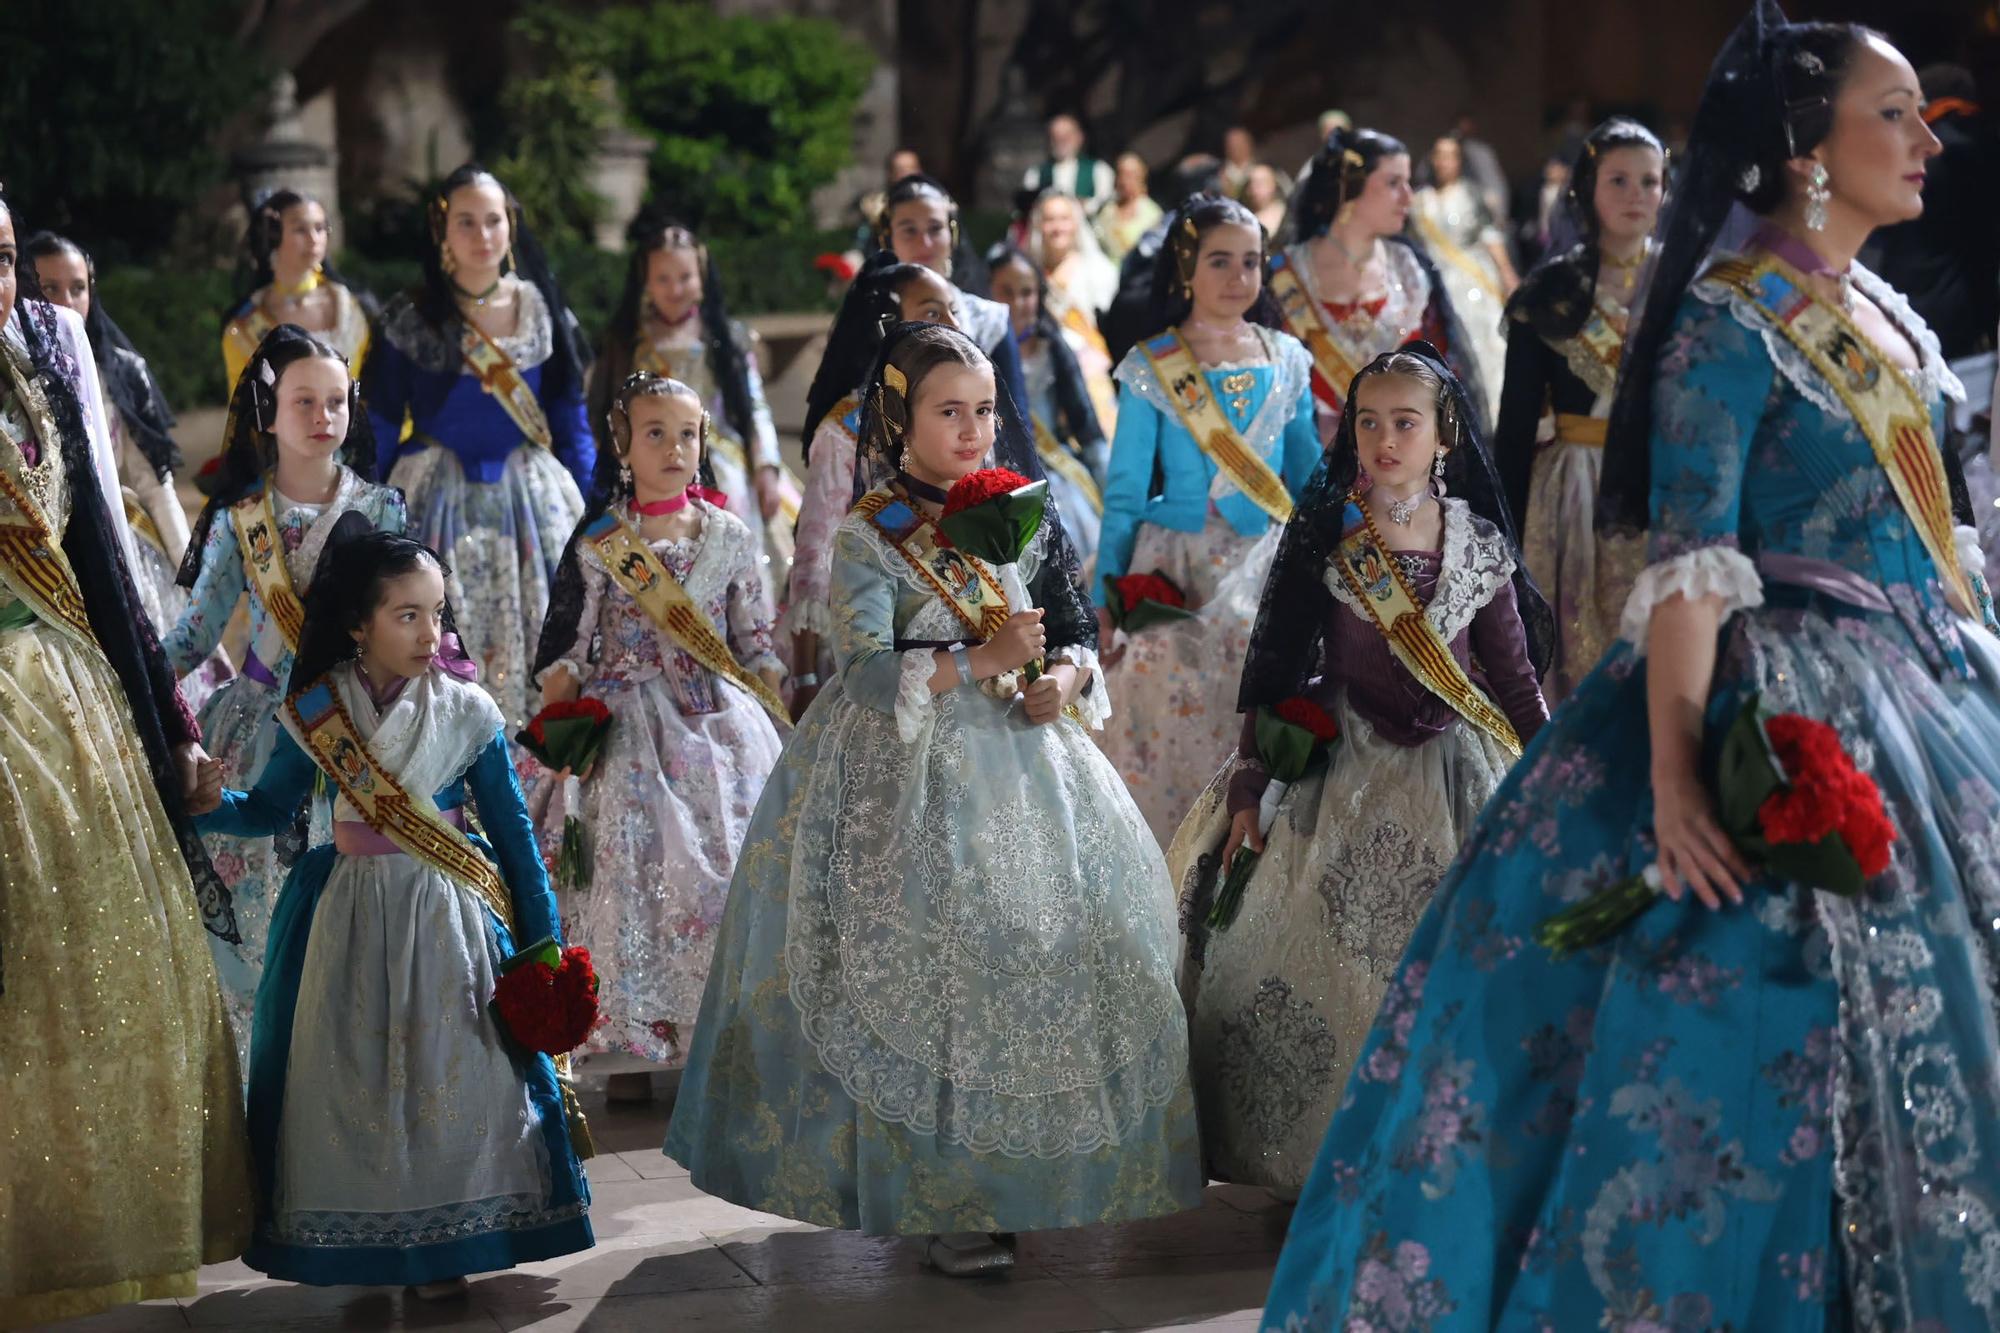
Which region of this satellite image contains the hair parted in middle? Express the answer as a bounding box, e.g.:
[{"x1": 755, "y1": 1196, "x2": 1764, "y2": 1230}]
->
[
  {"x1": 606, "y1": 371, "x2": 709, "y2": 460},
  {"x1": 858, "y1": 321, "x2": 994, "y2": 466}
]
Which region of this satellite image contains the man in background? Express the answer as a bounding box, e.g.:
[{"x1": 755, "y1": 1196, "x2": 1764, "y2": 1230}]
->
[{"x1": 1024, "y1": 114, "x2": 1114, "y2": 206}]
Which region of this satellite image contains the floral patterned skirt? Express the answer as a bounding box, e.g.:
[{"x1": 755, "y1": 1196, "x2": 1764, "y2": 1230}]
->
[
  {"x1": 391, "y1": 443, "x2": 584, "y2": 729},
  {"x1": 526, "y1": 672, "x2": 784, "y2": 1069},
  {"x1": 1523, "y1": 440, "x2": 1616, "y2": 705},
  {"x1": 1, "y1": 619, "x2": 250, "y2": 1326},
  {"x1": 1263, "y1": 605, "x2": 2000, "y2": 1332},
  {"x1": 1096, "y1": 514, "x2": 1280, "y2": 848},
  {"x1": 1168, "y1": 692, "x2": 1511, "y2": 1196}
]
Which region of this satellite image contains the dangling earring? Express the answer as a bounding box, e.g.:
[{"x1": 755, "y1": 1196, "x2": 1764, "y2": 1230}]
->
[
  {"x1": 502, "y1": 242, "x2": 515, "y2": 275},
  {"x1": 618, "y1": 459, "x2": 633, "y2": 492},
  {"x1": 1805, "y1": 163, "x2": 1831, "y2": 232},
  {"x1": 1432, "y1": 448, "x2": 1448, "y2": 497},
  {"x1": 440, "y1": 242, "x2": 458, "y2": 277}
]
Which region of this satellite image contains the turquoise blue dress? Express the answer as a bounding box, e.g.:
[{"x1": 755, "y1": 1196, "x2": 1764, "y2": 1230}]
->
[
  {"x1": 199, "y1": 665, "x2": 592, "y2": 1285},
  {"x1": 665, "y1": 498, "x2": 1204, "y2": 1235},
  {"x1": 1262, "y1": 261, "x2": 2000, "y2": 1330}
]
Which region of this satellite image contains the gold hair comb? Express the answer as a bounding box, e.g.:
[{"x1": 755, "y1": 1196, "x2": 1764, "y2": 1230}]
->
[{"x1": 883, "y1": 363, "x2": 908, "y2": 396}]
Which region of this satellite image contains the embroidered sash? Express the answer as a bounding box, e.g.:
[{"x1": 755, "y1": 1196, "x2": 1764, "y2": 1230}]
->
[
  {"x1": 124, "y1": 492, "x2": 167, "y2": 556},
  {"x1": 853, "y1": 489, "x2": 1012, "y2": 641},
  {"x1": 461, "y1": 319, "x2": 553, "y2": 448},
  {"x1": 1707, "y1": 253, "x2": 1975, "y2": 614},
  {"x1": 287, "y1": 677, "x2": 515, "y2": 928},
  {"x1": 0, "y1": 466, "x2": 96, "y2": 650},
  {"x1": 1413, "y1": 206, "x2": 1505, "y2": 306},
  {"x1": 1329, "y1": 497, "x2": 1521, "y2": 756},
  {"x1": 1562, "y1": 295, "x2": 1627, "y2": 401},
  {"x1": 1269, "y1": 251, "x2": 1365, "y2": 407},
  {"x1": 1031, "y1": 415, "x2": 1103, "y2": 513},
  {"x1": 233, "y1": 487, "x2": 306, "y2": 652},
  {"x1": 1137, "y1": 331, "x2": 1293, "y2": 523},
  {"x1": 0, "y1": 362, "x2": 97, "y2": 651},
  {"x1": 583, "y1": 510, "x2": 789, "y2": 726}
]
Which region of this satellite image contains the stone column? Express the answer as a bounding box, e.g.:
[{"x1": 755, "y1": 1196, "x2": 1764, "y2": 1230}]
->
[{"x1": 230, "y1": 72, "x2": 344, "y2": 250}]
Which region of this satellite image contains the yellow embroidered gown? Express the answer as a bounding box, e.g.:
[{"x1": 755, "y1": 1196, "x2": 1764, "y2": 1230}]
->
[{"x1": 0, "y1": 331, "x2": 250, "y2": 1328}]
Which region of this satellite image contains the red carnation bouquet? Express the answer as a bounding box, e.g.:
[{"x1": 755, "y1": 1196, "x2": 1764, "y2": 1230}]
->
[
  {"x1": 1537, "y1": 694, "x2": 1895, "y2": 958},
  {"x1": 515, "y1": 698, "x2": 614, "y2": 891},
  {"x1": 936, "y1": 468, "x2": 1050, "y2": 681},
  {"x1": 491, "y1": 936, "x2": 600, "y2": 1055},
  {"x1": 1207, "y1": 696, "x2": 1341, "y2": 929},
  {"x1": 1103, "y1": 571, "x2": 1198, "y2": 635}
]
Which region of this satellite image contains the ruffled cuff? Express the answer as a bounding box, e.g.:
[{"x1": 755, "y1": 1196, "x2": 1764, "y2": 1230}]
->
[
  {"x1": 534, "y1": 658, "x2": 590, "y2": 692},
  {"x1": 1051, "y1": 644, "x2": 1110, "y2": 730},
  {"x1": 742, "y1": 651, "x2": 786, "y2": 679},
  {"x1": 780, "y1": 596, "x2": 833, "y2": 639},
  {"x1": 894, "y1": 648, "x2": 938, "y2": 743},
  {"x1": 1618, "y1": 545, "x2": 1764, "y2": 653}
]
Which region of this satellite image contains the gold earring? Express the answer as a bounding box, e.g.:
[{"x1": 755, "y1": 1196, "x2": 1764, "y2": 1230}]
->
[{"x1": 441, "y1": 243, "x2": 458, "y2": 277}]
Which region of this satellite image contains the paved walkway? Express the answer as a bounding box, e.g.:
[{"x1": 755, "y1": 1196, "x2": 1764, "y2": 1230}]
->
[{"x1": 42, "y1": 1090, "x2": 1287, "y2": 1333}]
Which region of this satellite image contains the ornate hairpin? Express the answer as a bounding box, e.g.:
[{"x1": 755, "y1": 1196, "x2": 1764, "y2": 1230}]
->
[
  {"x1": 1342, "y1": 149, "x2": 1365, "y2": 170},
  {"x1": 1737, "y1": 163, "x2": 1762, "y2": 193},
  {"x1": 882, "y1": 363, "x2": 909, "y2": 396},
  {"x1": 257, "y1": 358, "x2": 278, "y2": 386},
  {"x1": 1794, "y1": 49, "x2": 1825, "y2": 74}
]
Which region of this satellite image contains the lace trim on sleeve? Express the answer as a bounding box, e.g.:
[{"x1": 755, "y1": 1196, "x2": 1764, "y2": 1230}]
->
[
  {"x1": 894, "y1": 648, "x2": 938, "y2": 743},
  {"x1": 779, "y1": 596, "x2": 834, "y2": 638},
  {"x1": 1050, "y1": 642, "x2": 1111, "y2": 729},
  {"x1": 1618, "y1": 544, "x2": 1764, "y2": 653}
]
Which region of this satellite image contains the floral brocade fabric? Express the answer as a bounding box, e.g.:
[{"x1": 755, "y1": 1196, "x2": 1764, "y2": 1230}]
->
[{"x1": 1263, "y1": 276, "x2": 2000, "y2": 1331}]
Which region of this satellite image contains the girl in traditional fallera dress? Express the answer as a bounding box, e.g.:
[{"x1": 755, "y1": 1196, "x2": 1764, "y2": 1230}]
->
[
  {"x1": 1027, "y1": 190, "x2": 1121, "y2": 427},
  {"x1": 666, "y1": 322, "x2": 1201, "y2": 1276},
  {"x1": 1494, "y1": 119, "x2": 1667, "y2": 704},
  {"x1": 200, "y1": 521, "x2": 593, "y2": 1294},
  {"x1": 878, "y1": 173, "x2": 1034, "y2": 415},
  {"x1": 1169, "y1": 347, "x2": 1550, "y2": 1198},
  {"x1": 167, "y1": 324, "x2": 405, "y2": 1069},
  {"x1": 589, "y1": 220, "x2": 802, "y2": 619},
  {"x1": 530, "y1": 374, "x2": 786, "y2": 1089},
  {"x1": 221, "y1": 189, "x2": 373, "y2": 390},
  {"x1": 988, "y1": 242, "x2": 1107, "y2": 571},
  {"x1": 1095, "y1": 194, "x2": 1321, "y2": 847},
  {"x1": 0, "y1": 202, "x2": 251, "y2": 1329},
  {"x1": 26, "y1": 230, "x2": 235, "y2": 712},
  {"x1": 786, "y1": 258, "x2": 962, "y2": 715},
  {"x1": 364, "y1": 164, "x2": 594, "y2": 724},
  {"x1": 1264, "y1": 11, "x2": 2000, "y2": 1328},
  {"x1": 1271, "y1": 128, "x2": 1484, "y2": 442},
  {"x1": 1411, "y1": 136, "x2": 1518, "y2": 423}
]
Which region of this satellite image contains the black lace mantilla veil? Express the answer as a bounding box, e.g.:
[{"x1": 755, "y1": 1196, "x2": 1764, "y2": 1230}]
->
[
  {"x1": 1596, "y1": 0, "x2": 1974, "y2": 545},
  {"x1": 856, "y1": 320, "x2": 1098, "y2": 653},
  {"x1": 532, "y1": 394, "x2": 722, "y2": 685},
  {"x1": 1237, "y1": 341, "x2": 1554, "y2": 713},
  {"x1": 8, "y1": 299, "x2": 238, "y2": 961}
]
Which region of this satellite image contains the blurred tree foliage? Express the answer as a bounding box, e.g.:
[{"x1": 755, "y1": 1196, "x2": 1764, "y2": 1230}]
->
[
  {"x1": 0, "y1": 0, "x2": 265, "y2": 261},
  {"x1": 487, "y1": 2, "x2": 874, "y2": 244},
  {"x1": 493, "y1": 4, "x2": 611, "y2": 255}
]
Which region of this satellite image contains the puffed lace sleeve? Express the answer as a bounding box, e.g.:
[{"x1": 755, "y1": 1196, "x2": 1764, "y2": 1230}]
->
[
  {"x1": 830, "y1": 521, "x2": 935, "y2": 741},
  {"x1": 1618, "y1": 292, "x2": 1773, "y2": 650}
]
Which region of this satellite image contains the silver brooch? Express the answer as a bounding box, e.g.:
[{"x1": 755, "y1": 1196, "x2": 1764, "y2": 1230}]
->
[
  {"x1": 1794, "y1": 50, "x2": 1825, "y2": 75},
  {"x1": 1737, "y1": 164, "x2": 1762, "y2": 193}
]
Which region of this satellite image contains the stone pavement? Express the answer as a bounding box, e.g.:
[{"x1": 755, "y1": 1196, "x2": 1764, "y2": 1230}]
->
[{"x1": 38, "y1": 1090, "x2": 1288, "y2": 1333}]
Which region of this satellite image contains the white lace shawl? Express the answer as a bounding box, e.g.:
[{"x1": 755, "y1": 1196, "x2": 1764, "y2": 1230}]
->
[
  {"x1": 279, "y1": 663, "x2": 504, "y2": 821},
  {"x1": 1112, "y1": 325, "x2": 1313, "y2": 506},
  {"x1": 1320, "y1": 497, "x2": 1516, "y2": 644}
]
